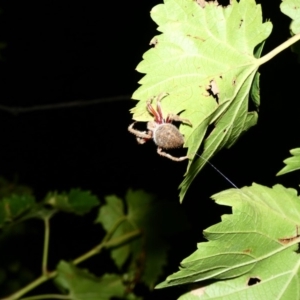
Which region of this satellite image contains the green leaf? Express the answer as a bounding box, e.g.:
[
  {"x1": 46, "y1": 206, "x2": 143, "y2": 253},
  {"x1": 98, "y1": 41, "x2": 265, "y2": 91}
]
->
[
  {"x1": 0, "y1": 194, "x2": 36, "y2": 228},
  {"x1": 45, "y1": 189, "x2": 99, "y2": 215},
  {"x1": 130, "y1": 0, "x2": 272, "y2": 202},
  {"x1": 97, "y1": 189, "x2": 189, "y2": 288},
  {"x1": 281, "y1": 0, "x2": 300, "y2": 34},
  {"x1": 55, "y1": 261, "x2": 126, "y2": 300},
  {"x1": 157, "y1": 184, "x2": 300, "y2": 299},
  {"x1": 250, "y1": 41, "x2": 265, "y2": 109},
  {"x1": 97, "y1": 194, "x2": 130, "y2": 269},
  {"x1": 0, "y1": 177, "x2": 33, "y2": 199},
  {"x1": 281, "y1": 0, "x2": 300, "y2": 61},
  {"x1": 178, "y1": 272, "x2": 299, "y2": 300},
  {"x1": 277, "y1": 148, "x2": 300, "y2": 176}
]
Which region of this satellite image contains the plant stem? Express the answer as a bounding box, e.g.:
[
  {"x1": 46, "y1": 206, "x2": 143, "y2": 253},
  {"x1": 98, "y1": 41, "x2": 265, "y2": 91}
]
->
[
  {"x1": 73, "y1": 229, "x2": 140, "y2": 265},
  {"x1": 2, "y1": 217, "x2": 140, "y2": 300},
  {"x1": 42, "y1": 216, "x2": 50, "y2": 275},
  {"x1": 258, "y1": 33, "x2": 300, "y2": 65},
  {"x1": 1, "y1": 276, "x2": 56, "y2": 300}
]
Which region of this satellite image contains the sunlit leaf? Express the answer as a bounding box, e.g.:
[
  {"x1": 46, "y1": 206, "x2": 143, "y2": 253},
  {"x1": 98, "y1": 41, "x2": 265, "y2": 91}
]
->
[
  {"x1": 130, "y1": 0, "x2": 272, "y2": 201},
  {"x1": 277, "y1": 148, "x2": 300, "y2": 176},
  {"x1": 281, "y1": 0, "x2": 300, "y2": 34},
  {"x1": 281, "y1": 0, "x2": 300, "y2": 61},
  {"x1": 157, "y1": 184, "x2": 300, "y2": 299}
]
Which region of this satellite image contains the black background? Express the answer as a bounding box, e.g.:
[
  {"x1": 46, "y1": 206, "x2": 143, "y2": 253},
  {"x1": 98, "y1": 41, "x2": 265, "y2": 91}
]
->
[{"x1": 0, "y1": 0, "x2": 300, "y2": 298}]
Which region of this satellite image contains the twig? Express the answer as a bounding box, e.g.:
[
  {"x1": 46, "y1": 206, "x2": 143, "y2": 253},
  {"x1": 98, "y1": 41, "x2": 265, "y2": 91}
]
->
[
  {"x1": 0, "y1": 95, "x2": 132, "y2": 115},
  {"x1": 1, "y1": 216, "x2": 140, "y2": 300}
]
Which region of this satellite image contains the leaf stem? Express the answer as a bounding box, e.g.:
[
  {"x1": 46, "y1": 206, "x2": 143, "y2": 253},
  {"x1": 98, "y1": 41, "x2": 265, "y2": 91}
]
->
[
  {"x1": 2, "y1": 217, "x2": 140, "y2": 300},
  {"x1": 258, "y1": 33, "x2": 300, "y2": 65},
  {"x1": 42, "y1": 216, "x2": 50, "y2": 275},
  {"x1": 73, "y1": 228, "x2": 140, "y2": 265}
]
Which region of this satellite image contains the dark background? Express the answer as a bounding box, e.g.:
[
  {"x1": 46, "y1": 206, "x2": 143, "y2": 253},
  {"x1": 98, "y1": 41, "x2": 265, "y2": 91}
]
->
[{"x1": 0, "y1": 0, "x2": 299, "y2": 298}]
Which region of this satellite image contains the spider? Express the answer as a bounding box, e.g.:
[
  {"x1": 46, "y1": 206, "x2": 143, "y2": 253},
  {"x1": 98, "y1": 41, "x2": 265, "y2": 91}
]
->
[{"x1": 128, "y1": 93, "x2": 192, "y2": 161}]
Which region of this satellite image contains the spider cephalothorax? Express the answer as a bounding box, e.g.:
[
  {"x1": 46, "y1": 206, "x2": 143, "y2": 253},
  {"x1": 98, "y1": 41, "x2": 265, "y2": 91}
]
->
[{"x1": 128, "y1": 93, "x2": 192, "y2": 161}]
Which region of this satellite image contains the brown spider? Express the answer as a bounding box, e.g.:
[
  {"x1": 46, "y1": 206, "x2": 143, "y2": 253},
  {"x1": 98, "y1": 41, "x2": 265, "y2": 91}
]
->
[{"x1": 128, "y1": 93, "x2": 192, "y2": 161}]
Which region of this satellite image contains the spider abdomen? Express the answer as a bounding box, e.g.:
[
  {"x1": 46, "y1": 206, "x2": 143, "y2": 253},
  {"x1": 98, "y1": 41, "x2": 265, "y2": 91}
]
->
[{"x1": 153, "y1": 123, "x2": 184, "y2": 149}]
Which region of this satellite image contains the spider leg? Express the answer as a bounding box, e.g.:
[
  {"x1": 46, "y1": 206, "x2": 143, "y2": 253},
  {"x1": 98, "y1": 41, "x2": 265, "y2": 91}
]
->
[
  {"x1": 157, "y1": 147, "x2": 189, "y2": 162},
  {"x1": 156, "y1": 93, "x2": 169, "y2": 122},
  {"x1": 137, "y1": 137, "x2": 148, "y2": 144},
  {"x1": 147, "y1": 96, "x2": 162, "y2": 123},
  {"x1": 137, "y1": 131, "x2": 152, "y2": 144},
  {"x1": 156, "y1": 92, "x2": 169, "y2": 103},
  {"x1": 166, "y1": 113, "x2": 192, "y2": 126},
  {"x1": 128, "y1": 122, "x2": 152, "y2": 140},
  {"x1": 146, "y1": 93, "x2": 169, "y2": 124}
]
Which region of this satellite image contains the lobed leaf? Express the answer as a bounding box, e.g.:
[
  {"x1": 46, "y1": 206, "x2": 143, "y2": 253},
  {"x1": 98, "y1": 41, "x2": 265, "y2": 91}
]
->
[
  {"x1": 281, "y1": 0, "x2": 300, "y2": 61},
  {"x1": 97, "y1": 189, "x2": 189, "y2": 288},
  {"x1": 281, "y1": 0, "x2": 300, "y2": 34},
  {"x1": 157, "y1": 184, "x2": 300, "y2": 299},
  {"x1": 97, "y1": 194, "x2": 131, "y2": 269},
  {"x1": 55, "y1": 261, "x2": 127, "y2": 300},
  {"x1": 45, "y1": 189, "x2": 99, "y2": 215},
  {"x1": 277, "y1": 148, "x2": 300, "y2": 176},
  {"x1": 130, "y1": 0, "x2": 272, "y2": 201},
  {"x1": 0, "y1": 194, "x2": 35, "y2": 228}
]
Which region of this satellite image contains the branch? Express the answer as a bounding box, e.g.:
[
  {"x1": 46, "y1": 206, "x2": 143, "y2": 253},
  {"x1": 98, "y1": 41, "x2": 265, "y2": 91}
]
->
[
  {"x1": 2, "y1": 217, "x2": 140, "y2": 300},
  {"x1": 0, "y1": 95, "x2": 132, "y2": 115}
]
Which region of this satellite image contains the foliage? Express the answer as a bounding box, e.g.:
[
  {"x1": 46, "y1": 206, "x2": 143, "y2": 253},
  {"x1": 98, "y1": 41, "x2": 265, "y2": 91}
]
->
[
  {"x1": 128, "y1": 0, "x2": 300, "y2": 299},
  {"x1": 277, "y1": 148, "x2": 300, "y2": 176},
  {"x1": 157, "y1": 184, "x2": 300, "y2": 298},
  {"x1": 130, "y1": 0, "x2": 300, "y2": 202},
  {"x1": 0, "y1": 182, "x2": 188, "y2": 299},
  {"x1": 97, "y1": 189, "x2": 189, "y2": 288},
  {"x1": 55, "y1": 262, "x2": 127, "y2": 300},
  {"x1": 0, "y1": 186, "x2": 98, "y2": 229},
  {"x1": 2, "y1": 0, "x2": 300, "y2": 299},
  {"x1": 131, "y1": 0, "x2": 273, "y2": 202}
]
